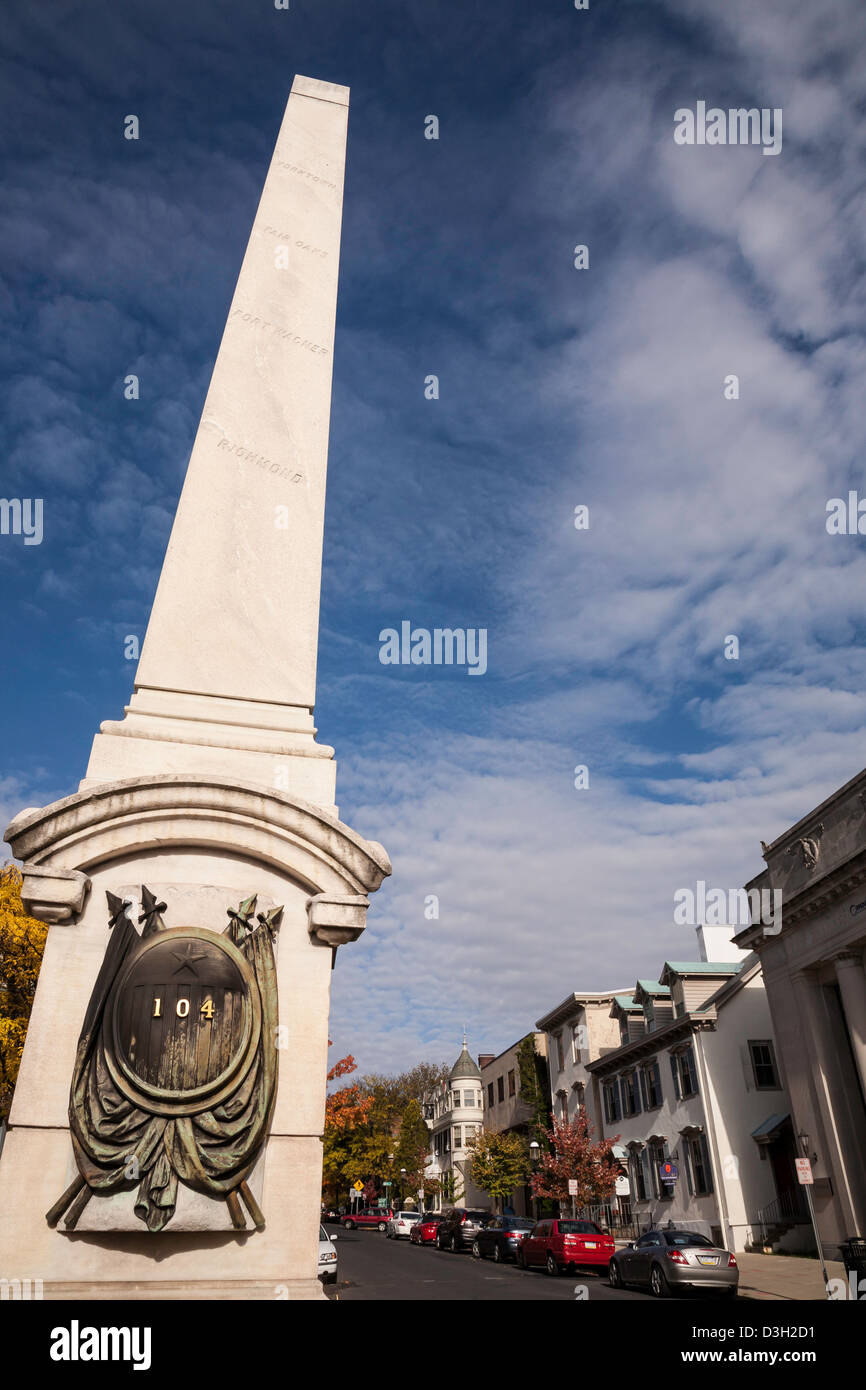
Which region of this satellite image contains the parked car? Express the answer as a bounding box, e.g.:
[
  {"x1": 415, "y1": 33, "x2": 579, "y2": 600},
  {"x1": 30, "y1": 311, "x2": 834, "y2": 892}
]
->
[
  {"x1": 472, "y1": 1215, "x2": 535, "y2": 1262},
  {"x1": 386, "y1": 1211, "x2": 422, "y2": 1239},
  {"x1": 409, "y1": 1213, "x2": 443, "y2": 1245},
  {"x1": 341, "y1": 1207, "x2": 393, "y2": 1231},
  {"x1": 318, "y1": 1225, "x2": 339, "y2": 1284},
  {"x1": 608, "y1": 1228, "x2": 738, "y2": 1298},
  {"x1": 321, "y1": 1207, "x2": 341, "y2": 1224},
  {"x1": 517, "y1": 1218, "x2": 615, "y2": 1274},
  {"x1": 435, "y1": 1207, "x2": 492, "y2": 1252}
]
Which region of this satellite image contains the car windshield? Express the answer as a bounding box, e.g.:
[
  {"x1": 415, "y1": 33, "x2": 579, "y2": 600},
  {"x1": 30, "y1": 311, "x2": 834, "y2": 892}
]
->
[
  {"x1": 664, "y1": 1231, "x2": 715, "y2": 1248},
  {"x1": 466, "y1": 1211, "x2": 490, "y2": 1222},
  {"x1": 506, "y1": 1219, "x2": 535, "y2": 1231},
  {"x1": 319, "y1": 1226, "x2": 329, "y2": 1241},
  {"x1": 398, "y1": 1212, "x2": 418, "y2": 1220},
  {"x1": 557, "y1": 1221, "x2": 603, "y2": 1234}
]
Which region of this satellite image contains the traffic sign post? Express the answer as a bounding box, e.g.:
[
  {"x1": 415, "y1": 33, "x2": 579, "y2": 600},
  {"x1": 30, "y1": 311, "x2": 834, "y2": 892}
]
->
[
  {"x1": 796, "y1": 1158, "x2": 830, "y2": 1295},
  {"x1": 568, "y1": 1178, "x2": 578, "y2": 1219}
]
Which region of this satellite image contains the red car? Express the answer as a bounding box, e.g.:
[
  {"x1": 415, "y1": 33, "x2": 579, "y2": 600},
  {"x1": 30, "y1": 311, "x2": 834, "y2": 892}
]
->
[
  {"x1": 517, "y1": 1219, "x2": 615, "y2": 1275},
  {"x1": 410, "y1": 1214, "x2": 442, "y2": 1245},
  {"x1": 341, "y1": 1207, "x2": 393, "y2": 1231}
]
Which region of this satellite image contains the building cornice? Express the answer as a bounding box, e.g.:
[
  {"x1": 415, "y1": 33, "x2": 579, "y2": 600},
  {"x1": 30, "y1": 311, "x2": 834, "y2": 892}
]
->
[
  {"x1": 536, "y1": 991, "x2": 628, "y2": 1032},
  {"x1": 586, "y1": 1010, "x2": 717, "y2": 1076}
]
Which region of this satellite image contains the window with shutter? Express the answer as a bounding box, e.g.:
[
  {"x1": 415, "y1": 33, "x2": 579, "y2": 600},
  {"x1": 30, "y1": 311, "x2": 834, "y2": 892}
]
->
[
  {"x1": 670, "y1": 1053, "x2": 680, "y2": 1100},
  {"x1": 681, "y1": 1046, "x2": 698, "y2": 1097},
  {"x1": 640, "y1": 1148, "x2": 652, "y2": 1199},
  {"x1": 639, "y1": 1068, "x2": 649, "y2": 1111}
]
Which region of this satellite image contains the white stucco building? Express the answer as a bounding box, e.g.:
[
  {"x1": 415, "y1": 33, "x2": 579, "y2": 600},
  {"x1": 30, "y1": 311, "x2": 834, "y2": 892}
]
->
[{"x1": 587, "y1": 927, "x2": 802, "y2": 1253}]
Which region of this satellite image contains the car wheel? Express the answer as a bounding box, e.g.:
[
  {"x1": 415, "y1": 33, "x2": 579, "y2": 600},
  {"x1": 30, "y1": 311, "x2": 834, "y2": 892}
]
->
[
  {"x1": 650, "y1": 1264, "x2": 670, "y2": 1298},
  {"x1": 546, "y1": 1252, "x2": 560, "y2": 1277},
  {"x1": 449, "y1": 1233, "x2": 457, "y2": 1252},
  {"x1": 608, "y1": 1258, "x2": 621, "y2": 1288},
  {"x1": 720, "y1": 1286, "x2": 738, "y2": 1299},
  {"x1": 516, "y1": 1246, "x2": 526, "y2": 1269},
  {"x1": 493, "y1": 1243, "x2": 503, "y2": 1264},
  {"x1": 436, "y1": 1232, "x2": 444, "y2": 1249},
  {"x1": 472, "y1": 1239, "x2": 481, "y2": 1259},
  {"x1": 378, "y1": 1222, "x2": 387, "y2": 1232},
  {"x1": 344, "y1": 1220, "x2": 355, "y2": 1230}
]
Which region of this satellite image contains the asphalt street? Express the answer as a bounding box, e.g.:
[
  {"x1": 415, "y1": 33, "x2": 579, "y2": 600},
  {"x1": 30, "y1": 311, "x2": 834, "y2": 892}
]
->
[{"x1": 325, "y1": 1229, "x2": 653, "y2": 1302}]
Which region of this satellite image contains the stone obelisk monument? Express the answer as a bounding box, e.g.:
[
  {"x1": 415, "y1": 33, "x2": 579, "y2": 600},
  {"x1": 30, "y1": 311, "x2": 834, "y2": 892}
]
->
[{"x1": 0, "y1": 75, "x2": 388, "y2": 1300}]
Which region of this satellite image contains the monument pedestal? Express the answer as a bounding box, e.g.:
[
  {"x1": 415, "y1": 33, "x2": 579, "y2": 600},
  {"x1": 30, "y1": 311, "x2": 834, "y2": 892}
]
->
[{"x1": 0, "y1": 778, "x2": 388, "y2": 1298}]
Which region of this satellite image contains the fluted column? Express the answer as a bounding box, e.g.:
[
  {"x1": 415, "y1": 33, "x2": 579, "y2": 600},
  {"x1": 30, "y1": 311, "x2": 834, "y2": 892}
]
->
[{"x1": 834, "y1": 949, "x2": 866, "y2": 1105}]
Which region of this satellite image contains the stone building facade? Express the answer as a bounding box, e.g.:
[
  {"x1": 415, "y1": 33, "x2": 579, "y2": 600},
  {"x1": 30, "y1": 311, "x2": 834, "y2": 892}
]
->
[{"x1": 737, "y1": 767, "x2": 866, "y2": 1257}]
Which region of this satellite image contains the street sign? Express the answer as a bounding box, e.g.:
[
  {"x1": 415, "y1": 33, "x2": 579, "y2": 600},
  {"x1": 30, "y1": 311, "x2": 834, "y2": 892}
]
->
[
  {"x1": 659, "y1": 1160, "x2": 678, "y2": 1184},
  {"x1": 795, "y1": 1158, "x2": 814, "y2": 1185},
  {"x1": 352, "y1": 1180, "x2": 364, "y2": 1192},
  {"x1": 567, "y1": 1179, "x2": 578, "y2": 1196}
]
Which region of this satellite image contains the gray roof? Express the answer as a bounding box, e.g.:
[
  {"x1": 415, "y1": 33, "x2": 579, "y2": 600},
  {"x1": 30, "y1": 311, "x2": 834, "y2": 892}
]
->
[{"x1": 449, "y1": 1046, "x2": 482, "y2": 1081}]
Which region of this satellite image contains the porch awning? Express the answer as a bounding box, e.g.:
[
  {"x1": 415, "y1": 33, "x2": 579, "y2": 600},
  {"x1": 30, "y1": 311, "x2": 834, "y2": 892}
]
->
[{"x1": 751, "y1": 1113, "x2": 789, "y2": 1144}]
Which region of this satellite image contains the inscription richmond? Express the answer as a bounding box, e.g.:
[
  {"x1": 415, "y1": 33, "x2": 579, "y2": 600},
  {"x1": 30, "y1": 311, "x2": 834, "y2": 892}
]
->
[
  {"x1": 216, "y1": 437, "x2": 302, "y2": 483},
  {"x1": 231, "y1": 308, "x2": 329, "y2": 356}
]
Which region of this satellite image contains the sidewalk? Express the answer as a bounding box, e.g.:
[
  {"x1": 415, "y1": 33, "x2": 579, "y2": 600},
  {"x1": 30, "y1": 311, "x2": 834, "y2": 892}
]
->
[
  {"x1": 735, "y1": 1252, "x2": 845, "y2": 1301},
  {"x1": 611, "y1": 1240, "x2": 848, "y2": 1299}
]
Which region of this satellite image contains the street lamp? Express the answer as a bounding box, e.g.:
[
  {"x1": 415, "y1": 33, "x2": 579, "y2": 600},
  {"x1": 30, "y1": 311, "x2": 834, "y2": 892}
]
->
[{"x1": 529, "y1": 1141, "x2": 540, "y2": 1222}]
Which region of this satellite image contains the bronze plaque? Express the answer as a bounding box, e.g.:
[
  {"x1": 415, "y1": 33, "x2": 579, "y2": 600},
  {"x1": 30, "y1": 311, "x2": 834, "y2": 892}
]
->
[
  {"x1": 112, "y1": 929, "x2": 253, "y2": 1100},
  {"x1": 48, "y1": 890, "x2": 281, "y2": 1233}
]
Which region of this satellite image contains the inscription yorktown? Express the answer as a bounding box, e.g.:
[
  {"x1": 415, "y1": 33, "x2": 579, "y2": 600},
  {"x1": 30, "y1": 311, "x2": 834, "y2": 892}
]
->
[
  {"x1": 215, "y1": 436, "x2": 303, "y2": 483},
  {"x1": 273, "y1": 154, "x2": 340, "y2": 193},
  {"x1": 231, "y1": 307, "x2": 329, "y2": 356},
  {"x1": 262, "y1": 224, "x2": 328, "y2": 258}
]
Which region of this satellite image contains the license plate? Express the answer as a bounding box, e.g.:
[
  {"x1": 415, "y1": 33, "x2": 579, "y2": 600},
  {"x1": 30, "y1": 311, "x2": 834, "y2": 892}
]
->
[
  {"x1": 584, "y1": 1241, "x2": 596, "y2": 1248},
  {"x1": 698, "y1": 1256, "x2": 719, "y2": 1266}
]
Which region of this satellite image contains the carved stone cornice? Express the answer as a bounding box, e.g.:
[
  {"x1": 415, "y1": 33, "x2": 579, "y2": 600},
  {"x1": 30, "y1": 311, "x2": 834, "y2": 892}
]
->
[
  {"x1": 306, "y1": 892, "x2": 370, "y2": 947},
  {"x1": 19, "y1": 865, "x2": 90, "y2": 924}
]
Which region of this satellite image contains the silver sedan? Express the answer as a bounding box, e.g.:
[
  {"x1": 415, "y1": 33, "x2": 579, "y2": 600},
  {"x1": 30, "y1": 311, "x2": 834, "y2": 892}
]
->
[{"x1": 609, "y1": 1228, "x2": 738, "y2": 1297}]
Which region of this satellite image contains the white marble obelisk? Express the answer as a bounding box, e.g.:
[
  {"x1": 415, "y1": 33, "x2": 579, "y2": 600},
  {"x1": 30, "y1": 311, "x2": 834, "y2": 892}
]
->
[
  {"x1": 85, "y1": 74, "x2": 352, "y2": 809},
  {"x1": 0, "y1": 76, "x2": 389, "y2": 1300}
]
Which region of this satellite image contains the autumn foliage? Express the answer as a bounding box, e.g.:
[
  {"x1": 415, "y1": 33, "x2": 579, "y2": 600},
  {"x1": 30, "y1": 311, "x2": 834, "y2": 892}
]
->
[
  {"x1": 0, "y1": 865, "x2": 48, "y2": 1123},
  {"x1": 530, "y1": 1111, "x2": 619, "y2": 1207},
  {"x1": 324, "y1": 1046, "x2": 373, "y2": 1132}
]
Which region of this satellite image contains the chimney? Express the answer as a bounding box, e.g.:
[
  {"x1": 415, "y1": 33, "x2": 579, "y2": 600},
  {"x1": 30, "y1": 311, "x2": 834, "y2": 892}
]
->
[{"x1": 477, "y1": 1054, "x2": 495, "y2": 1069}]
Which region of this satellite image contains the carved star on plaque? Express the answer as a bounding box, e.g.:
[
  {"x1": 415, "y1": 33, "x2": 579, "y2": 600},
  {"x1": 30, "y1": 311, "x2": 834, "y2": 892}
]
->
[{"x1": 171, "y1": 944, "x2": 208, "y2": 975}]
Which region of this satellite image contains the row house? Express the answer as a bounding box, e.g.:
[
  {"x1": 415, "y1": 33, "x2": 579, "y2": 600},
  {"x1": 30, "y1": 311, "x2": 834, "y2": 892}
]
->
[
  {"x1": 535, "y1": 990, "x2": 626, "y2": 1137},
  {"x1": 587, "y1": 926, "x2": 803, "y2": 1253},
  {"x1": 480, "y1": 1032, "x2": 549, "y2": 1216}
]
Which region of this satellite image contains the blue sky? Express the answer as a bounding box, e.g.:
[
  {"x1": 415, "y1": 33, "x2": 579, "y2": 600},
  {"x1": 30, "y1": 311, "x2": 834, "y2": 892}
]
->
[{"x1": 3, "y1": 0, "x2": 866, "y2": 1074}]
